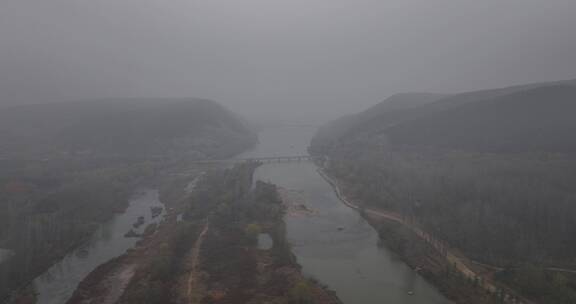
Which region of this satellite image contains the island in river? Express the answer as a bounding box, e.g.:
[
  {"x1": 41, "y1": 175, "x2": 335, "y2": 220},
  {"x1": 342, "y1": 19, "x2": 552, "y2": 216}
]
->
[{"x1": 66, "y1": 163, "x2": 341, "y2": 304}]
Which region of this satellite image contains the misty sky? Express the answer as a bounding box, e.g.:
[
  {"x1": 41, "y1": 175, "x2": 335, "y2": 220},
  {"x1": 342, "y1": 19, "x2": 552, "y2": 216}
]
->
[{"x1": 2, "y1": 0, "x2": 576, "y2": 122}]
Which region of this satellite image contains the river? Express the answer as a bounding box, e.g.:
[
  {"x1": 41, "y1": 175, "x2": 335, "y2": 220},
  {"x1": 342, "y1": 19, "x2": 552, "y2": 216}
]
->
[
  {"x1": 30, "y1": 125, "x2": 450, "y2": 304},
  {"x1": 33, "y1": 189, "x2": 165, "y2": 304},
  {"x1": 242, "y1": 125, "x2": 451, "y2": 304},
  {"x1": 0, "y1": 249, "x2": 13, "y2": 265}
]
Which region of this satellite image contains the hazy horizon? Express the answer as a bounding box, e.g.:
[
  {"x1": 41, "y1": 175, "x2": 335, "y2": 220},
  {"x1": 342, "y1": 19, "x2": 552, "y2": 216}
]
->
[
  {"x1": 2, "y1": 0, "x2": 576, "y2": 122},
  {"x1": 3, "y1": 2, "x2": 576, "y2": 303}
]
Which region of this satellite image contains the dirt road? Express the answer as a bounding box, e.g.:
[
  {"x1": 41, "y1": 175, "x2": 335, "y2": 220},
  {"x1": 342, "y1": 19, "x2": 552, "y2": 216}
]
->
[{"x1": 186, "y1": 221, "x2": 210, "y2": 304}]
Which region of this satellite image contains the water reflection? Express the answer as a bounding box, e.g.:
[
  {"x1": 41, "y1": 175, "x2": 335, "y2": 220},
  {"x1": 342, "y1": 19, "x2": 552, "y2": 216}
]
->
[
  {"x1": 257, "y1": 233, "x2": 274, "y2": 250},
  {"x1": 33, "y1": 189, "x2": 165, "y2": 304},
  {"x1": 0, "y1": 249, "x2": 14, "y2": 264}
]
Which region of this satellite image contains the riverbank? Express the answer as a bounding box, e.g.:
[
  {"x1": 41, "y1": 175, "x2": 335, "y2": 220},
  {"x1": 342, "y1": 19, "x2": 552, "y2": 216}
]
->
[
  {"x1": 0, "y1": 157, "x2": 174, "y2": 304},
  {"x1": 65, "y1": 170, "x2": 199, "y2": 304},
  {"x1": 64, "y1": 163, "x2": 342, "y2": 304},
  {"x1": 186, "y1": 164, "x2": 341, "y2": 304},
  {"x1": 316, "y1": 166, "x2": 530, "y2": 304},
  {"x1": 4, "y1": 175, "x2": 147, "y2": 304}
]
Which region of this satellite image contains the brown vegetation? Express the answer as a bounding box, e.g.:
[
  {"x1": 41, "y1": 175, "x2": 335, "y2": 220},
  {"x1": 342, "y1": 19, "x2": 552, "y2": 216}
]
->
[{"x1": 65, "y1": 164, "x2": 341, "y2": 304}]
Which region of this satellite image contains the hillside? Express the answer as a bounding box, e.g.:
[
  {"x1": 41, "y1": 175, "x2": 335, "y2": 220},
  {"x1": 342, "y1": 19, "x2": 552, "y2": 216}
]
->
[
  {"x1": 0, "y1": 98, "x2": 257, "y2": 159},
  {"x1": 311, "y1": 79, "x2": 576, "y2": 154},
  {"x1": 387, "y1": 85, "x2": 576, "y2": 152},
  {"x1": 311, "y1": 93, "x2": 447, "y2": 152}
]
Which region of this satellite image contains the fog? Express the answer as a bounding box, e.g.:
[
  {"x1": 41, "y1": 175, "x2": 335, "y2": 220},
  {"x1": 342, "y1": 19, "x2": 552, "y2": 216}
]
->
[
  {"x1": 2, "y1": 0, "x2": 576, "y2": 122},
  {"x1": 3, "y1": 2, "x2": 576, "y2": 303}
]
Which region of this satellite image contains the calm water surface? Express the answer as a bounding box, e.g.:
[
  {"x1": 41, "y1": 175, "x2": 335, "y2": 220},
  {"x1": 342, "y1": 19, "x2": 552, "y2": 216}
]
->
[
  {"x1": 0, "y1": 248, "x2": 13, "y2": 264},
  {"x1": 33, "y1": 189, "x2": 165, "y2": 304},
  {"x1": 242, "y1": 126, "x2": 451, "y2": 304}
]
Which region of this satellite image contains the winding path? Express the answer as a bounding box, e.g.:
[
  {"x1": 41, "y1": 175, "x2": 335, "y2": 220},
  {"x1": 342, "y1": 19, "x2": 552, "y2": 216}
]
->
[{"x1": 186, "y1": 221, "x2": 210, "y2": 304}]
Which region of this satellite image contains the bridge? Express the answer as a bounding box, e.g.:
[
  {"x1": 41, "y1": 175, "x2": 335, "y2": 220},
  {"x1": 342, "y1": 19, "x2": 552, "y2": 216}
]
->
[{"x1": 191, "y1": 155, "x2": 320, "y2": 164}]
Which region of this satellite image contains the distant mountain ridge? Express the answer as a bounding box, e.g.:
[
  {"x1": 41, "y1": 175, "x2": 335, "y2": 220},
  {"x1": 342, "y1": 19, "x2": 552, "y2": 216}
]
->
[
  {"x1": 0, "y1": 98, "x2": 257, "y2": 159},
  {"x1": 387, "y1": 85, "x2": 576, "y2": 152},
  {"x1": 312, "y1": 78, "x2": 576, "y2": 153}
]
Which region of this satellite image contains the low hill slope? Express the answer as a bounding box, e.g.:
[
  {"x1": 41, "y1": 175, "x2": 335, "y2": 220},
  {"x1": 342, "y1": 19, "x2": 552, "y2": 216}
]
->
[
  {"x1": 311, "y1": 93, "x2": 447, "y2": 152},
  {"x1": 0, "y1": 98, "x2": 256, "y2": 159},
  {"x1": 387, "y1": 85, "x2": 576, "y2": 152},
  {"x1": 312, "y1": 79, "x2": 576, "y2": 154}
]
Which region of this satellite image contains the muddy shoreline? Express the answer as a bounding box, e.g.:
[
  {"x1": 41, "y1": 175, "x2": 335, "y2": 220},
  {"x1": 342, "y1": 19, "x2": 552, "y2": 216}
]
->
[
  {"x1": 5, "y1": 194, "x2": 137, "y2": 304},
  {"x1": 64, "y1": 173, "x2": 194, "y2": 304}
]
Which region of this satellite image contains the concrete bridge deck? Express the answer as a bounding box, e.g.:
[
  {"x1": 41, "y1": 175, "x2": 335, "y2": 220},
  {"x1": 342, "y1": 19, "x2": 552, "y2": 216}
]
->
[{"x1": 192, "y1": 155, "x2": 318, "y2": 164}]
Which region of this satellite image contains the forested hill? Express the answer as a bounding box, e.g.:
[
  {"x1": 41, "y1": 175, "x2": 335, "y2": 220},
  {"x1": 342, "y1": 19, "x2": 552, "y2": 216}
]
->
[
  {"x1": 0, "y1": 98, "x2": 257, "y2": 159},
  {"x1": 311, "y1": 93, "x2": 447, "y2": 151},
  {"x1": 311, "y1": 79, "x2": 576, "y2": 154},
  {"x1": 387, "y1": 85, "x2": 576, "y2": 152}
]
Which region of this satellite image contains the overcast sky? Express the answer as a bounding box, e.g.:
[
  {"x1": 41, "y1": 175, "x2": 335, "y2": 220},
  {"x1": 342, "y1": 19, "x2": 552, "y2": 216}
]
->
[{"x1": 1, "y1": 0, "x2": 576, "y2": 122}]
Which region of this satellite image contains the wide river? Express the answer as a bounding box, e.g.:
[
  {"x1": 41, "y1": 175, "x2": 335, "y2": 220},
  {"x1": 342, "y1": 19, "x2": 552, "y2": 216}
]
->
[{"x1": 241, "y1": 125, "x2": 451, "y2": 304}]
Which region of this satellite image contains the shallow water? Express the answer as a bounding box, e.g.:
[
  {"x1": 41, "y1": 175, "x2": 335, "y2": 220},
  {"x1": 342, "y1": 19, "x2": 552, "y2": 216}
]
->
[
  {"x1": 243, "y1": 126, "x2": 452, "y2": 304},
  {"x1": 257, "y1": 233, "x2": 274, "y2": 250},
  {"x1": 33, "y1": 189, "x2": 165, "y2": 304},
  {"x1": 0, "y1": 248, "x2": 13, "y2": 264}
]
